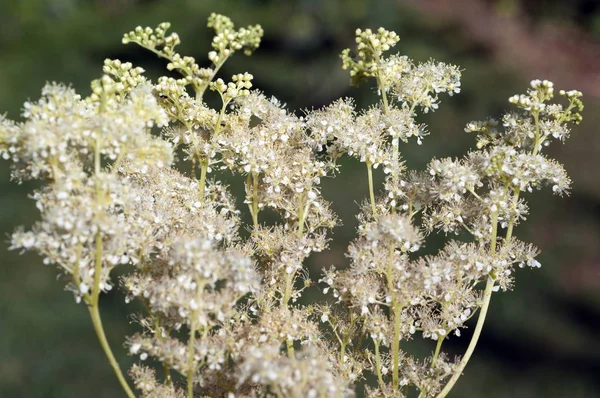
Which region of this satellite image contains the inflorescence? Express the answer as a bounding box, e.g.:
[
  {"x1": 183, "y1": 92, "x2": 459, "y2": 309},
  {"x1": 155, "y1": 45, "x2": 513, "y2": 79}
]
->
[{"x1": 0, "y1": 13, "x2": 583, "y2": 398}]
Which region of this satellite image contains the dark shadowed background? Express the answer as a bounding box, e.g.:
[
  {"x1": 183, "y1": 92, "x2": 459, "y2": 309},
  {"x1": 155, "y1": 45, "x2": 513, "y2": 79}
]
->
[{"x1": 1, "y1": 0, "x2": 599, "y2": 397}]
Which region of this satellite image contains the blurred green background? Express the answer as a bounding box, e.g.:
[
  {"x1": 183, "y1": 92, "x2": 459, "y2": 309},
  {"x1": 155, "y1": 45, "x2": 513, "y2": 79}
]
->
[{"x1": 1, "y1": 0, "x2": 599, "y2": 397}]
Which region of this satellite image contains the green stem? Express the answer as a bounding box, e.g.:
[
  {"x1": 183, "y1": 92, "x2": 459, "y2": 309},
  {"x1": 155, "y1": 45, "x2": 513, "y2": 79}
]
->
[
  {"x1": 339, "y1": 337, "x2": 347, "y2": 364},
  {"x1": 280, "y1": 193, "x2": 311, "y2": 354},
  {"x1": 283, "y1": 271, "x2": 294, "y2": 307},
  {"x1": 88, "y1": 234, "x2": 135, "y2": 398},
  {"x1": 490, "y1": 210, "x2": 498, "y2": 254},
  {"x1": 366, "y1": 162, "x2": 377, "y2": 217},
  {"x1": 505, "y1": 188, "x2": 520, "y2": 243},
  {"x1": 286, "y1": 338, "x2": 295, "y2": 358},
  {"x1": 373, "y1": 339, "x2": 385, "y2": 388},
  {"x1": 87, "y1": 124, "x2": 135, "y2": 398},
  {"x1": 187, "y1": 322, "x2": 197, "y2": 398},
  {"x1": 391, "y1": 302, "x2": 402, "y2": 391},
  {"x1": 532, "y1": 111, "x2": 541, "y2": 155},
  {"x1": 436, "y1": 210, "x2": 498, "y2": 398},
  {"x1": 246, "y1": 173, "x2": 260, "y2": 227},
  {"x1": 417, "y1": 337, "x2": 445, "y2": 398},
  {"x1": 377, "y1": 75, "x2": 390, "y2": 115},
  {"x1": 386, "y1": 245, "x2": 394, "y2": 292},
  {"x1": 198, "y1": 160, "x2": 208, "y2": 199},
  {"x1": 435, "y1": 276, "x2": 495, "y2": 398},
  {"x1": 163, "y1": 362, "x2": 173, "y2": 387},
  {"x1": 187, "y1": 279, "x2": 205, "y2": 398},
  {"x1": 213, "y1": 99, "x2": 228, "y2": 137},
  {"x1": 151, "y1": 314, "x2": 172, "y2": 386},
  {"x1": 88, "y1": 305, "x2": 136, "y2": 398},
  {"x1": 252, "y1": 173, "x2": 259, "y2": 226},
  {"x1": 430, "y1": 336, "x2": 444, "y2": 369},
  {"x1": 196, "y1": 56, "x2": 230, "y2": 101},
  {"x1": 296, "y1": 194, "x2": 307, "y2": 237}
]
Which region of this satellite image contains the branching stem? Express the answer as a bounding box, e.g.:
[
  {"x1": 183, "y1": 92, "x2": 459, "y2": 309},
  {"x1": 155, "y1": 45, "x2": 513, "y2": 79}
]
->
[{"x1": 431, "y1": 335, "x2": 444, "y2": 369}]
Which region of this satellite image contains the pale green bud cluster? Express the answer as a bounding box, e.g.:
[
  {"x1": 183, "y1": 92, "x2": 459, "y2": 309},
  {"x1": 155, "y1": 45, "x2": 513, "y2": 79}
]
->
[
  {"x1": 121, "y1": 14, "x2": 262, "y2": 99},
  {"x1": 558, "y1": 88, "x2": 584, "y2": 124},
  {"x1": 87, "y1": 59, "x2": 147, "y2": 104},
  {"x1": 208, "y1": 12, "x2": 263, "y2": 59},
  {"x1": 210, "y1": 72, "x2": 253, "y2": 103},
  {"x1": 341, "y1": 27, "x2": 399, "y2": 85},
  {"x1": 122, "y1": 22, "x2": 180, "y2": 54}
]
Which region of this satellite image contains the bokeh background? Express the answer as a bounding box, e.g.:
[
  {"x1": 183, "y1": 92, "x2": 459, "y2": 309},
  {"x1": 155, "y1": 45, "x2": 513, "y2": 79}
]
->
[{"x1": 1, "y1": 0, "x2": 599, "y2": 397}]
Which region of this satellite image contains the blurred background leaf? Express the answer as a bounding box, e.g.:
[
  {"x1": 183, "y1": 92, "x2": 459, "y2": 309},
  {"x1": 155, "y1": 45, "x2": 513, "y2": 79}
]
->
[{"x1": 1, "y1": 0, "x2": 599, "y2": 396}]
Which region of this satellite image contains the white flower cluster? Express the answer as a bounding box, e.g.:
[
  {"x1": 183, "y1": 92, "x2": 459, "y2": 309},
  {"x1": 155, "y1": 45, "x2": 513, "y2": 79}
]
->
[{"x1": 0, "y1": 14, "x2": 583, "y2": 398}]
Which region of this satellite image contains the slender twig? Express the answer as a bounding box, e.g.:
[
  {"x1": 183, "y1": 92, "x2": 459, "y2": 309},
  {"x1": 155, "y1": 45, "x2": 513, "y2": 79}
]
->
[
  {"x1": 198, "y1": 160, "x2": 208, "y2": 199},
  {"x1": 391, "y1": 301, "x2": 403, "y2": 391},
  {"x1": 373, "y1": 339, "x2": 385, "y2": 388},
  {"x1": 286, "y1": 338, "x2": 295, "y2": 358},
  {"x1": 88, "y1": 304, "x2": 136, "y2": 398},
  {"x1": 417, "y1": 336, "x2": 445, "y2": 398},
  {"x1": 187, "y1": 322, "x2": 197, "y2": 398},
  {"x1": 505, "y1": 188, "x2": 520, "y2": 243},
  {"x1": 366, "y1": 162, "x2": 377, "y2": 217},
  {"x1": 436, "y1": 211, "x2": 498, "y2": 398},
  {"x1": 435, "y1": 276, "x2": 494, "y2": 398},
  {"x1": 430, "y1": 335, "x2": 445, "y2": 369},
  {"x1": 88, "y1": 125, "x2": 135, "y2": 398},
  {"x1": 187, "y1": 279, "x2": 204, "y2": 398},
  {"x1": 252, "y1": 173, "x2": 259, "y2": 226}
]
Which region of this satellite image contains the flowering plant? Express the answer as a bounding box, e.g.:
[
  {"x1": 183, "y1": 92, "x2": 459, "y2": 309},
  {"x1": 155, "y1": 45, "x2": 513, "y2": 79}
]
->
[{"x1": 0, "y1": 13, "x2": 583, "y2": 398}]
